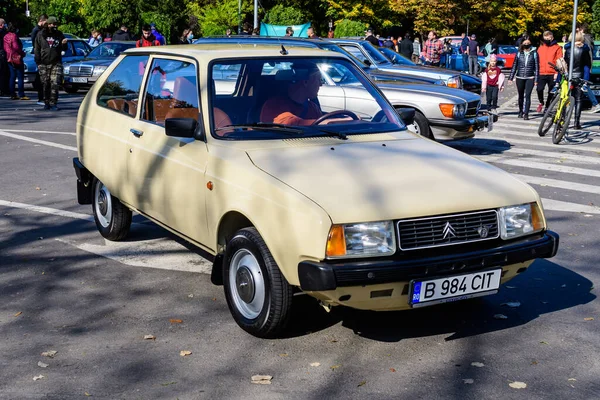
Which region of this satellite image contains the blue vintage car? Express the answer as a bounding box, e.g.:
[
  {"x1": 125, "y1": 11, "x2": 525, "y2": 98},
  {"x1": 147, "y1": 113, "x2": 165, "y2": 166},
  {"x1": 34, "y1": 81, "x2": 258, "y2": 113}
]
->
[
  {"x1": 20, "y1": 38, "x2": 91, "y2": 89},
  {"x1": 447, "y1": 45, "x2": 505, "y2": 74}
]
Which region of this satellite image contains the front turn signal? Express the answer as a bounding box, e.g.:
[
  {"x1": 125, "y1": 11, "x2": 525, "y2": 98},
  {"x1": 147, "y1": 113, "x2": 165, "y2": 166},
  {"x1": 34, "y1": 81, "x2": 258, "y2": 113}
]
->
[
  {"x1": 326, "y1": 225, "x2": 346, "y2": 257},
  {"x1": 439, "y1": 104, "x2": 455, "y2": 118},
  {"x1": 531, "y1": 202, "x2": 545, "y2": 231}
]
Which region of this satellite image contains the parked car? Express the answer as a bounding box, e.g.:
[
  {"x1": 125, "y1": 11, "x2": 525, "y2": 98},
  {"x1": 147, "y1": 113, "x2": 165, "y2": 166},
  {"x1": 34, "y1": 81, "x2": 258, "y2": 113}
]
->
[
  {"x1": 62, "y1": 41, "x2": 135, "y2": 93},
  {"x1": 496, "y1": 45, "x2": 517, "y2": 69},
  {"x1": 74, "y1": 44, "x2": 558, "y2": 337},
  {"x1": 439, "y1": 35, "x2": 464, "y2": 47},
  {"x1": 19, "y1": 38, "x2": 91, "y2": 89},
  {"x1": 589, "y1": 41, "x2": 600, "y2": 101},
  {"x1": 197, "y1": 37, "x2": 489, "y2": 139},
  {"x1": 447, "y1": 45, "x2": 505, "y2": 74},
  {"x1": 377, "y1": 46, "x2": 483, "y2": 93}
]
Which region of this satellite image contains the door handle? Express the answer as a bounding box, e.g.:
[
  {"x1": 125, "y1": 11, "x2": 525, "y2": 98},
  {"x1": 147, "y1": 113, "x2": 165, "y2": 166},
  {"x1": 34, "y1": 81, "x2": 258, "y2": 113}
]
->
[{"x1": 130, "y1": 128, "x2": 143, "y2": 137}]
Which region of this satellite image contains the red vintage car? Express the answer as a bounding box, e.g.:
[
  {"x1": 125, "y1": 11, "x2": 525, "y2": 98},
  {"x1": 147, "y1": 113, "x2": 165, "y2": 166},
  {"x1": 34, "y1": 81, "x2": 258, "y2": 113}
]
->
[{"x1": 497, "y1": 45, "x2": 517, "y2": 69}]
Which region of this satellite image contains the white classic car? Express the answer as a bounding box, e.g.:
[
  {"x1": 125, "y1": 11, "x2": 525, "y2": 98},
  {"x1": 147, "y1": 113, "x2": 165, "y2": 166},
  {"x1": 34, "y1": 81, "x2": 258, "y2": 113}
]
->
[{"x1": 74, "y1": 44, "x2": 559, "y2": 337}]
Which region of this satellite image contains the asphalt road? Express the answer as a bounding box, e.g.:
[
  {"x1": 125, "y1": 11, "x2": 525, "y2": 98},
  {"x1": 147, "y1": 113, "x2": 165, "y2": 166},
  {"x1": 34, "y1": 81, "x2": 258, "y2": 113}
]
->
[{"x1": 1, "y1": 85, "x2": 599, "y2": 400}]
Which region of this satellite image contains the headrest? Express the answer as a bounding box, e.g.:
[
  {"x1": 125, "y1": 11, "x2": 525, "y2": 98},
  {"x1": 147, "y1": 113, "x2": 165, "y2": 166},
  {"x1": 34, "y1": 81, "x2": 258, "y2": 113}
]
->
[{"x1": 173, "y1": 76, "x2": 198, "y2": 107}]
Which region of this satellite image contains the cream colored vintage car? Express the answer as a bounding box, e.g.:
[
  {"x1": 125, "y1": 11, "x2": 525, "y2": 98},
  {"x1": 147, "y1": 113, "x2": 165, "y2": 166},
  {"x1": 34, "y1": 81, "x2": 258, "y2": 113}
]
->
[{"x1": 73, "y1": 44, "x2": 559, "y2": 337}]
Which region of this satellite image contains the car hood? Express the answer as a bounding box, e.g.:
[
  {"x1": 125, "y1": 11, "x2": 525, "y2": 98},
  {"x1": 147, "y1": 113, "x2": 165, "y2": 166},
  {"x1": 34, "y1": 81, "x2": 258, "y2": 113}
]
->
[
  {"x1": 65, "y1": 57, "x2": 115, "y2": 66},
  {"x1": 246, "y1": 137, "x2": 536, "y2": 223},
  {"x1": 376, "y1": 83, "x2": 481, "y2": 103},
  {"x1": 378, "y1": 64, "x2": 458, "y2": 79}
]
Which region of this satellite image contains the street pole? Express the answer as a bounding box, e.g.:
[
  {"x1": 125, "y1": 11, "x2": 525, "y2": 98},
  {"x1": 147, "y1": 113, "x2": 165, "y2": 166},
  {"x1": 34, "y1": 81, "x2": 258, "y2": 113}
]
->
[
  {"x1": 466, "y1": 19, "x2": 469, "y2": 36},
  {"x1": 238, "y1": 0, "x2": 241, "y2": 34},
  {"x1": 568, "y1": 0, "x2": 578, "y2": 81},
  {"x1": 254, "y1": 0, "x2": 258, "y2": 32}
]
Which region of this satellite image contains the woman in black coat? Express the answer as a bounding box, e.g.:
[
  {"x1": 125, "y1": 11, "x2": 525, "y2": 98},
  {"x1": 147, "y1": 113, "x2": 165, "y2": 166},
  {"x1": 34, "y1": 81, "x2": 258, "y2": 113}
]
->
[
  {"x1": 509, "y1": 35, "x2": 539, "y2": 119},
  {"x1": 399, "y1": 33, "x2": 414, "y2": 60}
]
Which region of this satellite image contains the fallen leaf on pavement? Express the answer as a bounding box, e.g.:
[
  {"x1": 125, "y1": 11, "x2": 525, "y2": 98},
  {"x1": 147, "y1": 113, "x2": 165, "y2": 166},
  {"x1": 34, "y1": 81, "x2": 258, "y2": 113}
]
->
[
  {"x1": 35, "y1": 187, "x2": 41, "y2": 190},
  {"x1": 509, "y1": 381, "x2": 527, "y2": 389},
  {"x1": 143, "y1": 335, "x2": 156, "y2": 340},
  {"x1": 212, "y1": 298, "x2": 217, "y2": 301},
  {"x1": 540, "y1": 341, "x2": 548, "y2": 345},
  {"x1": 310, "y1": 362, "x2": 320, "y2": 367},
  {"x1": 494, "y1": 314, "x2": 508, "y2": 320},
  {"x1": 330, "y1": 339, "x2": 338, "y2": 343},
  {"x1": 501, "y1": 301, "x2": 521, "y2": 308},
  {"x1": 14, "y1": 311, "x2": 22, "y2": 317},
  {"x1": 330, "y1": 365, "x2": 341, "y2": 370},
  {"x1": 180, "y1": 350, "x2": 192, "y2": 357},
  {"x1": 161, "y1": 382, "x2": 177, "y2": 387},
  {"x1": 583, "y1": 317, "x2": 594, "y2": 321},
  {"x1": 463, "y1": 379, "x2": 474, "y2": 384},
  {"x1": 471, "y1": 362, "x2": 484, "y2": 367},
  {"x1": 531, "y1": 361, "x2": 538, "y2": 365},
  {"x1": 357, "y1": 381, "x2": 366, "y2": 387},
  {"x1": 33, "y1": 375, "x2": 45, "y2": 381},
  {"x1": 37, "y1": 361, "x2": 48, "y2": 368},
  {"x1": 251, "y1": 375, "x2": 272, "y2": 385},
  {"x1": 188, "y1": 294, "x2": 194, "y2": 298},
  {"x1": 568, "y1": 378, "x2": 577, "y2": 382},
  {"x1": 170, "y1": 319, "x2": 183, "y2": 324},
  {"x1": 41, "y1": 351, "x2": 57, "y2": 358},
  {"x1": 84, "y1": 392, "x2": 91, "y2": 397},
  {"x1": 390, "y1": 368, "x2": 396, "y2": 372}
]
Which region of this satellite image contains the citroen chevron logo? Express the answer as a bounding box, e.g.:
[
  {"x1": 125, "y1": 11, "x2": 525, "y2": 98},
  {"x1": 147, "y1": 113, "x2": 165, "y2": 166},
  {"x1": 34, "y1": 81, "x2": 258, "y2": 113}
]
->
[{"x1": 442, "y1": 222, "x2": 456, "y2": 240}]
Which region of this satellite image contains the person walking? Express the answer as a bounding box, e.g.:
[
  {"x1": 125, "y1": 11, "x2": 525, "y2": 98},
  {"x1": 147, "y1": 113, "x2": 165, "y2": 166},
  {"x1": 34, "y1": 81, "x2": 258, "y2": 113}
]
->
[
  {"x1": 576, "y1": 23, "x2": 600, "y2": 113},
  {"x1": 383, "y1": 36, "x2": 395, "y2": 49},
  {"x1": 178, "y1": 28, "x2": 194, "y2": 44},
  {"x1": 459, "y1": 32, "x2": 469, "y2": 72},
  {"x1": 113, "y1": 25, "x2": 134, "y2": 41},
  {"x1": 30, "y1": 15, "x2": 47, "y2": 104},
  {"x1": 3, "y1": 22, "x2": 28, "y2": 100},
  {"x1": 442, "y1": 38, "x2": 453, "y2": 68},
  {"x1": 34, "y1": 16, "x2": 67, "y2": 111},
  {"x1": 420, "y1": 31, "x2": 443, "y2": 66},
  {"x1": 466, "y1": 34, "x2": 479, "y2": 75},
  {"x1": 365, "y1": 28, "x2": 379, "y2": 46},
  {"x1": 509, "y1": 36, "x2": 538, "y2": 120},
  {"x1": 137, "y1": 25, "x2": 161, "y2": 47},
  {"x1": 481, "y1": 54, "x2": 505, "y2": 115},
  {"x1": 564, "y1": 32, "x2": 592, "y2": 128},
  {"x1": 0, "y1": 18, "x2": 10, "y2": 98},
  {"x1": 536, "y1": 30, "x2": 563, "y2": 113},
  {"x1": 412, "y1": 36, "x2": 421, "y2": 63},
  {"x1": 400, "y1": 33, "x2": 413, "y2": 60},
  {"x1": 88, "y1": 30, "x2": 102, "y2": 47}
]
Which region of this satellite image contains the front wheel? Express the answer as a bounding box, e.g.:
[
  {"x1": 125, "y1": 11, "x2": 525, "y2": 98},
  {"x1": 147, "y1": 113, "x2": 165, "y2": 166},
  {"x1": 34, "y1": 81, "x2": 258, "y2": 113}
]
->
[
  {"x1": 538, "y1": 94, "x2": 560, "y2": 137},
  {"x1": 405, "y1": 110, "x2": 434, "y2": 140},
  {"x1": 553, "y1": 96, "x2": 574, "y2": 144},
  {"x1": 92, "y1": 178, "x2": 132, "y2": 240},
  {"x1": 63, "y1": 85, "x2": 79, "y2": 94},
  {"x1": 223, "y1": 227, "x2": 293, "y2": 338}
]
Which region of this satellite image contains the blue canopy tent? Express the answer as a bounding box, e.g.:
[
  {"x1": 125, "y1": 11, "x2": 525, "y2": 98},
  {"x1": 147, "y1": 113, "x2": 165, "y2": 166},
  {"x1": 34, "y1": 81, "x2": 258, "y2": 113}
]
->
[{"x1": 259, "y1": 22, "x2": 312, "y2": 38}]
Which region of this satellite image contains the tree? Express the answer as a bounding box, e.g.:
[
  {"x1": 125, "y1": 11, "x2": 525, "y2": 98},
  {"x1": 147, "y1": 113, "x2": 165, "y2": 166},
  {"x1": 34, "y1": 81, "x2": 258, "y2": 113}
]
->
[
  {"x1": 333, "y1": 19, "x2": 366, "y2": 38},
  {"x1": 28, "y1": 0, "x2": 86, "y2": 37},
  {"x1": 188, "y1": 0, "x2": 252, "y2": 36},
  {"x1": 389, "y1": 0, "x2": 458, "y2": 36},
  {"x1": 590, "y1": 0, "x2": 600, "y2": 39},
  {"x1": 325, "y1": 0, "x2": 400, "y2": 30},
  {"x1": 263, "y1": 4, "x2": 307, "y2": 25},
  {"x1": 80, "y1": 0, "x2": 138, "y2": 35}
]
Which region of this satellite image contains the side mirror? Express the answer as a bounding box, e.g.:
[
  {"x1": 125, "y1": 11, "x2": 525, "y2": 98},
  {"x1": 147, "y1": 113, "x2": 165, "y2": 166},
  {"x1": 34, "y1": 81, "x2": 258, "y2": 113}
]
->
[
  {"x1": 363, "y1": 59, "x2": 372, "y2": 67},
  {"x1": 165, "y1": 118, "x2": 198, "y2": 138},
  {"x1": 396, "y1": 107, "x2": 415, "y2": 126}
]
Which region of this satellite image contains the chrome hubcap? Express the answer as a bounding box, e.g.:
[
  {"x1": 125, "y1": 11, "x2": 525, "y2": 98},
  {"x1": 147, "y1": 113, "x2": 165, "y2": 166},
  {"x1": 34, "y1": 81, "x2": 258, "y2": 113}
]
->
[
  {"x1": 229, "y1": 249, "x2": 265, "y2": 319},
  {"x1": 407, "y1": 122, "x2": 421, "y2": 135},
  {"x1": 94, "y1": 182, "x2": 112, "y2": 228}
]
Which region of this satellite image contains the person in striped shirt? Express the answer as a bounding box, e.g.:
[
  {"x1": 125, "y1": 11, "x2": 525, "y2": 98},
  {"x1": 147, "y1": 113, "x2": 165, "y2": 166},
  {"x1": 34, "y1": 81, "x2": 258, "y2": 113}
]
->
[{"x1": 420, "y1": 31, "x2": 444, "y2": 66}]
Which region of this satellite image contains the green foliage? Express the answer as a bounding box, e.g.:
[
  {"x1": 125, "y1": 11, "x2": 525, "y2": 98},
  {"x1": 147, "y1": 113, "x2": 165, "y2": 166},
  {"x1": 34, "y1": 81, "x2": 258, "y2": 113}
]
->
[
  {"x1": 28, "y1": 0, "x2": 86, "y2": 36},
  {"x1": 591, "y1": 0, "x2": 600, "y2": 39},
  {"x1": 189, "y1": 0, "x2": 252, "y2": 36},
  {"x1": 80, "y1": 0, "x2": 137, "y2": 34},
  {"x1": 263, "y1": 4, "x2": 307, "y2": 25},
  {"x1": 334, "y1": 19, "x2": 366, "y2": 38}
]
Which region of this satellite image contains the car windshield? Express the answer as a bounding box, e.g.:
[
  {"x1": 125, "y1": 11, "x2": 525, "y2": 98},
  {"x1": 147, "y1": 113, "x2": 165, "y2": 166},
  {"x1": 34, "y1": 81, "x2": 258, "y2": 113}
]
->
[
  {"x1": 593, "y1": 46, "x2": 600, "y2": 60},
  {"x1": 211, "y1": 57, "x2": 404, "y2": 140},
  {"x1": 21, "y1": 39, "x2": 33, "y2": 55},
  {"x1": 88, "y1": 42, "x2": 135, "y2": 58},
  {"x1": 499, "y1": 46, "x2": 518, "y2": 54},
  {"x1": 378, "y1": 48, "x2": 416, "y2": 66},
  {"x1": 359, "y1": 42, "x2": 392, "y2": 65}
]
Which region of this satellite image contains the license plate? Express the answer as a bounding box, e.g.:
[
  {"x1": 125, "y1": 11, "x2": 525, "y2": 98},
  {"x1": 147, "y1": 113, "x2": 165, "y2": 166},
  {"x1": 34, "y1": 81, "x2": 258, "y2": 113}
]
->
[
  {"x1": 410, "y1": 269, "x2": 501, "y2": 307},
  {"x1": 71, "y1": 77, "x2": 87, "y2": 83},
  {"x1": 593, "y1": 90, "x2": 600, "y2": 96}
]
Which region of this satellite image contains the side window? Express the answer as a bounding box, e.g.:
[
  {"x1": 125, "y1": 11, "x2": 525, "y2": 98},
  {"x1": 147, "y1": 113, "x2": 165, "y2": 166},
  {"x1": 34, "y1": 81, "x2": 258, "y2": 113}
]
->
[
  {"x1": 142, "y1": 58, "x2": 198, "y2": 126},
  {"x1": 73, "y1": 41, "x2": 90, "y2": 56},
  {"x1": 96, "y1": 55, "x2": 148, "y2": 117},
  {"x1": 63, "y1": 42, "x2": 74, "y2": 57},
  {"x1": 341, "y1": 45, "x2": 368, "y2": 63}
]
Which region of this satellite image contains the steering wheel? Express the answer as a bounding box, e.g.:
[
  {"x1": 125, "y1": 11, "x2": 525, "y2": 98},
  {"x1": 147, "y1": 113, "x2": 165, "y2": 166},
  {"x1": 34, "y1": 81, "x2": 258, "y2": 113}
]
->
[{"x1": 312, "y1": 110, "x2": 360, "y2": 125}]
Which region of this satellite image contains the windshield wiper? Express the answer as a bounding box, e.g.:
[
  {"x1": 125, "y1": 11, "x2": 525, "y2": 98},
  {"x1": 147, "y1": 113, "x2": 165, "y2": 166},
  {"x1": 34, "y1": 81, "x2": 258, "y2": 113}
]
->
[
  {"x1": 311, "y1": 128, "x2": 347, "y2": 140},
  {"x1": 214, "y1": 123, "x2": 304, "y2": 135}
]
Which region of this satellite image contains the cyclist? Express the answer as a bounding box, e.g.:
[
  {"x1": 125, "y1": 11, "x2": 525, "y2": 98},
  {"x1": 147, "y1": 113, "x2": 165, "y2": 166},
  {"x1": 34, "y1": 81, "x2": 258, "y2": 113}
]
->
[
  {"x1": 536, "y1": 31, "x2": 563, "y2": 113},
  {"x1": 563, "y1": 32, "x2": 592, "y2": 129}
]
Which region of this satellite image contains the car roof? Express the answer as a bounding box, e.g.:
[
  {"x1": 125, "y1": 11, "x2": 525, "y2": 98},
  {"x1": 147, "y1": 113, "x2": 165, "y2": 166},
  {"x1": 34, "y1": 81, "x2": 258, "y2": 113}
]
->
[{"x1": 124, "y1": 43, "x2": 345, "y2": 60}]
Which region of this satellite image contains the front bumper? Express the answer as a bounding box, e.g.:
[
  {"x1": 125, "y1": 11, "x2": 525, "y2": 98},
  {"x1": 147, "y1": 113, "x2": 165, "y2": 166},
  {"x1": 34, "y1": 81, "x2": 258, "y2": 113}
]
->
[
  {"x1": 298, "y1": 231, "x2": 559, "y2": 291},
  {"x1": 429, "y1": 115, "x2": 492, "y2": 133}
]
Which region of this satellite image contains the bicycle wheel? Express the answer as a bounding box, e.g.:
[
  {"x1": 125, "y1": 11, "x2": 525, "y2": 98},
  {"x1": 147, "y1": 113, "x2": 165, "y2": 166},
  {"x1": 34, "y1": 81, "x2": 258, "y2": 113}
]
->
[
  {"x1": 553, "y1": 96, "x2": 575, "y2": 144},
  {"x1": 538, "y1": 94, "x2": 560, "y2": 137}
]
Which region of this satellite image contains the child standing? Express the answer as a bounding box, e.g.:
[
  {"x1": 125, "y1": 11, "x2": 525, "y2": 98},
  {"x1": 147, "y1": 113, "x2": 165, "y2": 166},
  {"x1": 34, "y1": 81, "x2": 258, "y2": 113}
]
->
[{"x1": 481, "y1": 54, "x2": 505, "y2": 115}]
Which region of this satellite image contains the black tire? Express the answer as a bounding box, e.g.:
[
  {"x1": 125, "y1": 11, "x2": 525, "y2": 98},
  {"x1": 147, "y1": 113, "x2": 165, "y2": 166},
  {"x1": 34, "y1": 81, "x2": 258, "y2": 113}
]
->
[
  {"x1": 223, "y1": 227, "x2": 293, "y2": 338},
  {"x1": 405, "y1": 110, "x2": 434, "y2": 140},
  {"x1": 553, "y1": 96, "x2": 574, "y2": 144},
  {"x1": 63, "y1": 86, "x2": 79, "y2": 94},
  {"x1": 92, "y1": 178, "x2": 132, "y2": 240},
  {"x1": 538, "y1": 94, "x2": 560, "y2": 137}
]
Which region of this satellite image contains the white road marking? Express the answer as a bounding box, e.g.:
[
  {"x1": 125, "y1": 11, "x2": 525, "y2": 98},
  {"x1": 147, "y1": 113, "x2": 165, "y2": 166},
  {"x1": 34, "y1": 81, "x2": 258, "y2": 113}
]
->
[
  {"x1": 0, "y1": 199, "x2": 93, "y2": 221},
  {"x1": 476, "y1": 157, "x2": 600, "y2": 178},
  {"x1": 541, "y1": 199, "x2": 600, "y2": 214},
  {"x1": 513, "y1": 174, "x2": 600, "y2": 195},
  {"x1": 2, "y1": 129, "x2": 76, "y2": 135},
  {"x1": 0, "y1": 130, "x2": 77, "y2": 151}
]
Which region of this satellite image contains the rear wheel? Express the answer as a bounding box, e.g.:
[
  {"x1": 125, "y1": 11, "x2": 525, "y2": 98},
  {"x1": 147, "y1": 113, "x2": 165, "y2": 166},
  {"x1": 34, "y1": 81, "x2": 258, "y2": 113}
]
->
[
  {"x1": 63, "y1": 86, "x2": 79, "y2": 94},
  {"x1": 223, "y1": 227, "x2": 293, "y2": 338},
  {"x1": 553, "y1": 96, "x2": 574, "y2": 144},
  {"x1": 538, "y1": 94, "x2": 560, "y2": 137},
  {"x1": 405, "y1": 110, "x2": 434, "y2": 140},
  {"x1": 92, "y1": 178, "x2": 132, "y2": 240}
]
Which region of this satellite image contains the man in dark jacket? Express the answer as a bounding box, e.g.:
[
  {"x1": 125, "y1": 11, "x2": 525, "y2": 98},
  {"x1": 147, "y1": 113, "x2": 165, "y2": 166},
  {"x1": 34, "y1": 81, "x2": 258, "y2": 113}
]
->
[
  {"x1": 30, "y1": 14, "x2": 48, "y2": 105},
  {"x1": 113, "y1": 25, "x2": 134, "y2": 41},
  {"x1": 34, "y1": 16, "x2": 68, "y2": 110},
  {"x1": 399, "y1": 34, "x2": 413, "y2": 60},
  {"x1": 564, "y1": 34, "x2": 592, "y2": 128},
  {"x1": 459, "y1": 33, "x2": 469, "y2": 72},
  {"x1": 136, "y1": 25, "x2": 161, "y2": 47}
]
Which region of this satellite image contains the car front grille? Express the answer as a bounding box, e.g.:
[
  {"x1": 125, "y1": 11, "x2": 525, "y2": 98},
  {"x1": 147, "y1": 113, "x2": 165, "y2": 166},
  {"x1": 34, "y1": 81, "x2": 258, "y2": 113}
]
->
[
  {"x1": 466, "y1": 100, "x2": 480, "y2": 117},
  {"x1": 397, "y1": 210, "x2": 499, "y2": 250},
  {"x1": 69, "y1": 65, "x2": 93, "y2": 76}
]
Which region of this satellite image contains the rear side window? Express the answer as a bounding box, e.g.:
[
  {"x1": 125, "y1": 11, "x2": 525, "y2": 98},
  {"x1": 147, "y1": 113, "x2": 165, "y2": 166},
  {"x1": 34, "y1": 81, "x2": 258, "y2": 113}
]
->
[{"x1": 96, "y1": 55, "x2": 149, "y2": 117}]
